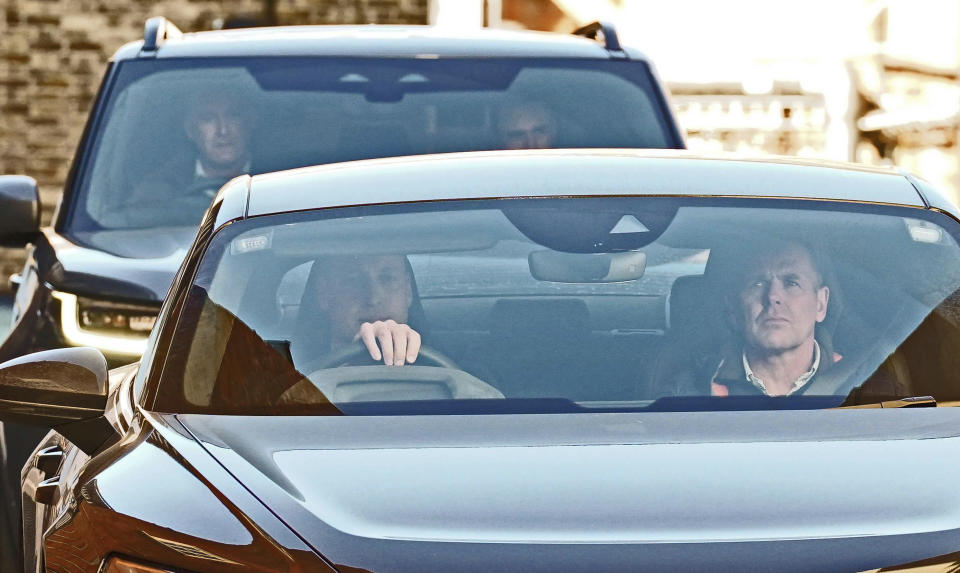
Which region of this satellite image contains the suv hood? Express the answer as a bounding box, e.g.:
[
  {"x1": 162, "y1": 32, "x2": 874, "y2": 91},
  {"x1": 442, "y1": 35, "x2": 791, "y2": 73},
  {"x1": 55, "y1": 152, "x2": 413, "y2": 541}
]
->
[
  {"x1": 49, "y1": 227, "x2": 196, "y2": 301},
  {"x1": 179, "y1": 409, "x2": 960, "y2": 572}
]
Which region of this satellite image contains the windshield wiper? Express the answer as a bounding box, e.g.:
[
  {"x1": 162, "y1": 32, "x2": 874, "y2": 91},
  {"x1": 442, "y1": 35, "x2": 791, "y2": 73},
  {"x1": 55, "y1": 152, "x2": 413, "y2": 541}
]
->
[{"x1": 837, "y1": 395, "x2": 937, "y2": 409}]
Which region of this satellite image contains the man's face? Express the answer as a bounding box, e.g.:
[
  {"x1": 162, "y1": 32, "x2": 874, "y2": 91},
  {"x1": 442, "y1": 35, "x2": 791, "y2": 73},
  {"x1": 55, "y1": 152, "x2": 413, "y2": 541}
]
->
[
  {"x1": 185, "y1": 98, "x2": 249, "y2": 171},
  {"x1": 498, "y1": 105, "x2": 557, "y2": 150},
  {"x1": 318, "y1": 255, "x2": 413, "y2": 345},
  {"x1": 736, "y1": 245, "x2": 829, "y2": 354}
]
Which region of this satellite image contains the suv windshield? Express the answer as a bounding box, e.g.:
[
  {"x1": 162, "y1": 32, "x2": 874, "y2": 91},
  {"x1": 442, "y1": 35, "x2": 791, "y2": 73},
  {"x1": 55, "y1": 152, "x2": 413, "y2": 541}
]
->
[
  {"x1": 151, "y1": 197, "x2": 960, "y2": 415},
  {"x1": 71, "y1": 58, "x2": 675, "y2": 232}
]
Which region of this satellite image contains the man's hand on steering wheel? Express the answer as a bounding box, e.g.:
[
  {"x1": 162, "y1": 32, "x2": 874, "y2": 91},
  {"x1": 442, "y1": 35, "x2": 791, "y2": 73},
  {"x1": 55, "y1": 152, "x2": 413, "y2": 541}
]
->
[{"x1": 354, "y1": 320, "x2": 421, "y2": 366}]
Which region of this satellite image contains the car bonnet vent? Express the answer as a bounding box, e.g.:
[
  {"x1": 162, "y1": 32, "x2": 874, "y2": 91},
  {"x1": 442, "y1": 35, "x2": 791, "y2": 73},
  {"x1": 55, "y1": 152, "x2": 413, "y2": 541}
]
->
[
  {"x1": 140, "y1": 17, "x2": 182, "y2": 56},
  {"x1": 572, "y1": 21, "x2": 628, "y2": 59}
]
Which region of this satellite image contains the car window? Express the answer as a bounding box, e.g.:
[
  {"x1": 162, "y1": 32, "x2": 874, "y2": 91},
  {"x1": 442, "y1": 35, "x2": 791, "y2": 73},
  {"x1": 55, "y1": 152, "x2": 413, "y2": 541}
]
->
[
  {"x1": 150, "y1": 197, "x2": 960, "y2": 416},
  {"x1": 71, "y1": 58, "x2": 674, "y2": 233}
]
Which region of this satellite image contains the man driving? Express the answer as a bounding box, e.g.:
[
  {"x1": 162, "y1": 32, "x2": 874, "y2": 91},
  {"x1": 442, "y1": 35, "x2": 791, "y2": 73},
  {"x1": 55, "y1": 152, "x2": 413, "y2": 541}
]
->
[
  {"x1": 278, "y1": 254, "x2": 424, "y2": 406},
  {"x1": 130, "y1": 91, "x2": 254, "y2": 222},
  {"x1": 295, "y1": 254, "x2": 423, "y2": 367},
  {"x1": 183, "y1": 93, "x2": 253, "y2": 191},
  {"x1": 314, "y1": 254, "x2": 423, "y2": 366}
]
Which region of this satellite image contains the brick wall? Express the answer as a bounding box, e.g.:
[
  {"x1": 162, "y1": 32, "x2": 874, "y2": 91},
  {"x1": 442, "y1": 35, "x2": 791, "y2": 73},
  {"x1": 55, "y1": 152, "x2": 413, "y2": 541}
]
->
[{"x1": 0, "y1": 0, "x2": 427, "y2": 288}]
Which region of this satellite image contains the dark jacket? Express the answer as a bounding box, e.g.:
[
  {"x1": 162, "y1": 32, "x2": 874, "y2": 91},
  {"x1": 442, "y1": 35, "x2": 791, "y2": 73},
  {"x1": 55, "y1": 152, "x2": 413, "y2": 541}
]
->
[{"x1": 122, "y1": 151, "x2": 251, "y2": 227}]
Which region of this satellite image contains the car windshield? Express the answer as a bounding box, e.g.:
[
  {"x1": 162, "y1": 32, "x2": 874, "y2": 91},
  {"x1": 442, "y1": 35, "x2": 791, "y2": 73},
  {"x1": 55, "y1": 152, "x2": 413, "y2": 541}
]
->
[
  {"x1": 69, "y1": 58, "x2": 675, "y2": 233},
  {"x1": 150, "y1": 197, "x2": 960, "y2": 415}
]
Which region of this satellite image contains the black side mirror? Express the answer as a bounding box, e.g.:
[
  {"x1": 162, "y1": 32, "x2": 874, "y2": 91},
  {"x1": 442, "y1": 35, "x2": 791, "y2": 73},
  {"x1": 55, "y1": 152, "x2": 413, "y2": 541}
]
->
[
  {"x1": 0, "y1": 175, "x2": 40, "y2": 247},
  {"x1": 0, "y1": 347, "x2": 116, "y2": 454}
]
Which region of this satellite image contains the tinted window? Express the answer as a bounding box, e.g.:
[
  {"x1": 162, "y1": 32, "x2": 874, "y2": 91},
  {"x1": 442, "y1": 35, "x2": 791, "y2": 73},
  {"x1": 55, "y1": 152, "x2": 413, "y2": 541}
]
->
[
  {"x1": 71, "y1": 58, "x2": 675, "y2": 231},
  {"x1": 150, "y1": 198, "x2": 960, "y2": 415}
]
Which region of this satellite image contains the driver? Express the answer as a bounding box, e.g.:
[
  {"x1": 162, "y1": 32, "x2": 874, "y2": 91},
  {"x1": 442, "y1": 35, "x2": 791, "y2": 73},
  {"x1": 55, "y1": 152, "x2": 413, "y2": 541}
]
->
[
  {"x1": 181, "y1": 91, "x2": 253, "y2": 193},
  {"x1": 280, "y1": 253, "x2": 502, "y2": 407},
  {"x1": 297, "y1": 254, "x2": 424, "y2": 367},
  {"x1": 132, "y1": 90, "x2": 254, "y2": 212}
]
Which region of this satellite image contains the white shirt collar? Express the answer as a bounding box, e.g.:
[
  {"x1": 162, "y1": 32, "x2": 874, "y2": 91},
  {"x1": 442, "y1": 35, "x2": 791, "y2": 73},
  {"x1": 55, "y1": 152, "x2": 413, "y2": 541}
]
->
[
  {"x1": 742, "y1": 340, "x2": 821, "y2": 396},
  {"x1": 194, "y1": 158, "x2": 251, "y2": 179}
]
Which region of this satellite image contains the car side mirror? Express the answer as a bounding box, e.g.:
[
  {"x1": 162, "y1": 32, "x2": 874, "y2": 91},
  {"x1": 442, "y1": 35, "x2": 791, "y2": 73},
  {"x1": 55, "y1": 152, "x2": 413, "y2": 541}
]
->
[
  {"x1": 0, "y1": 175, "x2": 40, "y2": 247},
  {"x1": 0, "y1": 347, "x2": 116, "y2": 454}
]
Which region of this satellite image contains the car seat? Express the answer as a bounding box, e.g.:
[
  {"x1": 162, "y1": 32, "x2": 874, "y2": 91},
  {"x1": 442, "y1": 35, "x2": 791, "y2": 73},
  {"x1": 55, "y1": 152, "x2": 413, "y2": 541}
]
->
[{"x1": 645, "y1": 274, "x2": 730, "y2": 398}]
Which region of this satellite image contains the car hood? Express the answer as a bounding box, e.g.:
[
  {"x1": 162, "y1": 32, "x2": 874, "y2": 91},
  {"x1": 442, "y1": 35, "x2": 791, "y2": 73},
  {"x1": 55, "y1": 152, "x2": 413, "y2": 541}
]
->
[
  {"x1": 178, "y1": 409, "x2": 960, "y2": 572},
  {"x1": 49, "y1": 227, "x2": 196, "y2": 301}
]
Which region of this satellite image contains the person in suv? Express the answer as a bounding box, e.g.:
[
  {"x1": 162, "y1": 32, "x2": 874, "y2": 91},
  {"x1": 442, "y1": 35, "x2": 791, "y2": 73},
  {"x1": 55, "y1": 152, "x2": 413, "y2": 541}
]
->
[
  {"x1": 0, "y1": 17, "x2": 684, "y2": 569},
  {"x1": 129, "y1": 91, "x2": 255, "y2": 225}
]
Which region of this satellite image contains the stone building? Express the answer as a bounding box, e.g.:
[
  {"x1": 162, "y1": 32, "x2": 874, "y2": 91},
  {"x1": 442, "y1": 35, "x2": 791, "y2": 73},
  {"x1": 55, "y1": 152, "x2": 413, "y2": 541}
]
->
[
  {"x1": 499, "y1": 0, "x2": 860, "y2": 161},
  {"x1": 670, "y1": 82, "x2": 830, "y2": 157},
  {"x1": 0, "y1": 0, "x2": 427, "y2": 283},
  {"x1": 854, "y1": 0, "x2": 960, "y2": 200}
]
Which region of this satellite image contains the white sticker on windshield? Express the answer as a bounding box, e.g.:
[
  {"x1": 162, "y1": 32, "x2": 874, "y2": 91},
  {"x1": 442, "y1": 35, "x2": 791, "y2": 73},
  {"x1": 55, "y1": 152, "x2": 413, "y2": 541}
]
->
[
  {"x1": 231, "y1": 230, "x2": 273, "y2": 254},
  {"x1": 903, "y1": 218, "x2": 945, "y2": 244}
]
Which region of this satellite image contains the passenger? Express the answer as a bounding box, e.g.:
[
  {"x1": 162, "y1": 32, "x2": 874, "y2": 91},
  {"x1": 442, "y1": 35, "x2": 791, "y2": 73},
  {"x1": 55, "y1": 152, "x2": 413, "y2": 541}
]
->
[
  {"x1": 297, "y1": 254, "x2": 423, "y2": 367},
  {"x1": 706, "y1": 240, "x2": 836, "y2": 397},
  {"x1": 495, "y1": 100, "x2": 558, "y2": 150},
  {"x1": 662, "y1": 239, "x2": 908, "y2": 402}
]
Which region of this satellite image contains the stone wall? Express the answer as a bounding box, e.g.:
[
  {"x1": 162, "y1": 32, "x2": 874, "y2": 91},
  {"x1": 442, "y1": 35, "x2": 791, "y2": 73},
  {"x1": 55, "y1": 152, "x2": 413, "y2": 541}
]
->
[{"x1": 0, "y1": 0, "x2": 427, "y2": 287}]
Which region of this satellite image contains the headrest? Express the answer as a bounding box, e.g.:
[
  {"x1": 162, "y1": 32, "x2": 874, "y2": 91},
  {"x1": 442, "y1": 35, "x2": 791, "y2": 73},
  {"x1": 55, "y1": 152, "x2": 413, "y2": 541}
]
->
[
  {"x1": 669, "y1": 275, "x2": 705, "y2": 329},
  {"x1": 668, "y1": 274, "x2": 728, "y2": 338},
  {"x1": 335, "y1": 123, "x2": 417, "y2": 161}
]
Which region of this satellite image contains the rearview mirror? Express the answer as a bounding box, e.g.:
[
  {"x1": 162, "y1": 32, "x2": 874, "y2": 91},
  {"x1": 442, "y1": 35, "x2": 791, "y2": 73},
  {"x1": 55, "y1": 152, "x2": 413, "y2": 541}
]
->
[
  {"x1": 0, "y1": 175, "x2": 40, "y2": 246},
  {"x1": 528, "y1": 250, "x2": 646, "y2": 283},
  {"x1": 0, "y1": 347, "x2": 115, "y2": 454}
]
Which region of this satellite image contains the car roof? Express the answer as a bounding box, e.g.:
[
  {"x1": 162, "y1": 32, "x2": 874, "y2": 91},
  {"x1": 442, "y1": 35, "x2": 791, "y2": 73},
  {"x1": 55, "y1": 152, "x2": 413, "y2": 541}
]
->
[
  {"x1": 218, "y1": 150, "x2": 936, "y2": 226},
  {"x1": 113, "y1": 25, "x2": 638, "y2": 61}
]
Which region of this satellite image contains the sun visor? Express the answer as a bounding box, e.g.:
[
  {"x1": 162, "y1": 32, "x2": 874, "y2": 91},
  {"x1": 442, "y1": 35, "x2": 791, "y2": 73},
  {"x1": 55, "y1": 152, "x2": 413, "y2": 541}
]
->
[{"x1": 229, "y1": 210, "x2": 522, "y2": 256}]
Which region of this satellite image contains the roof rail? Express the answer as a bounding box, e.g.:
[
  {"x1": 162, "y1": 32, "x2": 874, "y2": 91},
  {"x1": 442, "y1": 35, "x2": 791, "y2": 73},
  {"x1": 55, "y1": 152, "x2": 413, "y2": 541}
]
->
[
  {"x1": 572, "y1": 21, "x2": 627, "y2": 59},
  {"x1": 140, "y1": 17, "x2": 182, "y2": 56}
]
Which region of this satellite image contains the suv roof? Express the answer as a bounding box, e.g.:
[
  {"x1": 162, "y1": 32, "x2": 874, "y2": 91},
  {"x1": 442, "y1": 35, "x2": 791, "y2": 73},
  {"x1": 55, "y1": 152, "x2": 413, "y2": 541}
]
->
[{"x1": 113, "y1": 21, "x2": 648, "y2": 61}]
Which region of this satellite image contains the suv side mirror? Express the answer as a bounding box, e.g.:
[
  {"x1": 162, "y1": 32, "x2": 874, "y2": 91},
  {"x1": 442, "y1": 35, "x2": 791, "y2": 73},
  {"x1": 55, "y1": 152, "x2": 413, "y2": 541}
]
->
[
  {"x1": 0, "y1": 175, "x2": 40, "y2": 246},
  {"x1": 0, "y1": 347, "x2": 116, "y2": 454}
]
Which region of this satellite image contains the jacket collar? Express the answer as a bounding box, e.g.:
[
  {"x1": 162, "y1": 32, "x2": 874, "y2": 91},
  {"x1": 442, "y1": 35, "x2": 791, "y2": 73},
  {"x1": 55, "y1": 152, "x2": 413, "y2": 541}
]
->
[{"x1": 712, "y1": 337, "x2": 838, "y2": 395}]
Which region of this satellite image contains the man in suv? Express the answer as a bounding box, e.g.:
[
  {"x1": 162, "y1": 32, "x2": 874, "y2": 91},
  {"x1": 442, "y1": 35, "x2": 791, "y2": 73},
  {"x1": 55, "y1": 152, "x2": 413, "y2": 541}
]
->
[{"x1": 0, "y1": 18, "x2": 683, "y2": 569}]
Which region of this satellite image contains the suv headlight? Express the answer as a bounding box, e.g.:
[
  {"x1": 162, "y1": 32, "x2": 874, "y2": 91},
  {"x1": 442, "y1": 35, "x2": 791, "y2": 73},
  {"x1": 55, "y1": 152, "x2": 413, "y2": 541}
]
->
[{"x1": 52, "y1": 291, "x2": 158, "y2": 356}]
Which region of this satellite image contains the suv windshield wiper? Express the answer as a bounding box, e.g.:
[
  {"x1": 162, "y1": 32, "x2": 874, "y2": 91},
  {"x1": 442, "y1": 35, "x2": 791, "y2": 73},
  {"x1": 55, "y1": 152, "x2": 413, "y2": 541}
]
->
[{"x1": 836, "y1": 396, "x2": 937, "y2": 409}]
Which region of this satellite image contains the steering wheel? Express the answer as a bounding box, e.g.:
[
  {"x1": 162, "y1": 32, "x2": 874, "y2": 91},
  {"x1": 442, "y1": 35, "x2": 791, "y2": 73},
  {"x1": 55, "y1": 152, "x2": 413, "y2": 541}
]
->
[
  {"x1": 307, "y1": 342, "x2": 461, "y2": 371},
  {"x1": 299, "y1": 343, "x2": 504, "y2": 402}
]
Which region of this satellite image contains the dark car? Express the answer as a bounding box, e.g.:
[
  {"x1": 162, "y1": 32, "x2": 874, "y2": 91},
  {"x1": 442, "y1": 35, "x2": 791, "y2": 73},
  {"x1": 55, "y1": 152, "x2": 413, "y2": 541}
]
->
[
  {"x1": 2, "y1": 150, "x2": 960, "y2": 572},
  {"x1": 0, "y1": 19, "x2": 684, "y2": 568}
]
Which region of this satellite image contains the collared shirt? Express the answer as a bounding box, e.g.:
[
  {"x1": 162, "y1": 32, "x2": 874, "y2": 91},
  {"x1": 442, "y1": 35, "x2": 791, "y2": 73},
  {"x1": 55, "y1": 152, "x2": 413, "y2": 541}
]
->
[
  {"x1": 741, "y1": 340, "x2": 821, "y2": 396},
  {"x1": 194, "y1": 159, "x2": 251, "y2": 197},
  {"x1": 707, "y1": 339, "x2": 842, "y2": 398}
]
